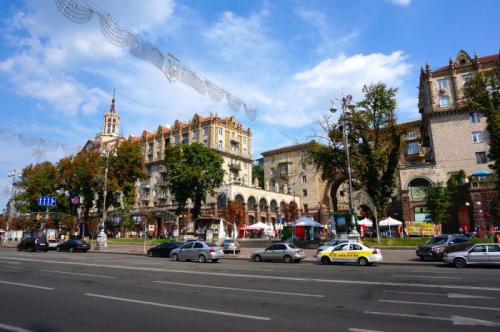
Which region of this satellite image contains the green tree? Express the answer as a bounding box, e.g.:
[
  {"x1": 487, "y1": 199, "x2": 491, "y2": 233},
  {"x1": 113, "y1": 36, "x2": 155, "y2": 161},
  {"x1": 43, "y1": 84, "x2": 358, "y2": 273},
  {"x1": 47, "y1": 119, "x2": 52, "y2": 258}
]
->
[
  {"x1": 463, "y1": 70, "x2": 500, "y2": 188},
  {"x1": 252, "y1": 162, "x2": 264, "y2": 187},
  {"x1": 427, "y1": 183, "x2": 452, "y2": 226},
  {"x1": 164, "y1": 143, "x2": 225, "y2": 218}
]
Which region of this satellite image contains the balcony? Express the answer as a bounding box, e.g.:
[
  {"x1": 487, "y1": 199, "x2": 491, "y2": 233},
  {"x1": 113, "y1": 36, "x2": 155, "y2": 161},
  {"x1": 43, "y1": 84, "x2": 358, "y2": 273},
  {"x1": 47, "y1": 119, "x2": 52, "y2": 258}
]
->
[
  {"x1": 229, "y1": 162, "x2": 241, "y2": 172},
  {"x1": 230, "y1": 136, "x2": 240, "y2": 144},
  {"x1": 279, "y1": 162, "x2": 293, "y2": 179}
]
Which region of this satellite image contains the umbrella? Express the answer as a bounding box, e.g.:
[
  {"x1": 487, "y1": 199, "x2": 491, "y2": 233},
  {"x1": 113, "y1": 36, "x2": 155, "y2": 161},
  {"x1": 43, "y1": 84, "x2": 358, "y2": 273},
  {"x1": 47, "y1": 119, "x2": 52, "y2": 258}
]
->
[
  {"x1": 293, "y1": 216, "x2": 323, "y2": 227},
  {"x1": 471, "y1": 169, "x2": 492, "y2": 176},
  {"x1": 218, "y1": 219, "x2": 226, "y2": 240},
  {"x1": 379, "y1": 216, "x2": 402, "y2": 237},
  {"x1": 358, "y1": 218, "x2": 373, "y2": 227},
  {"x1": 247, "y1": 221, "x2": 268, "y2": 230}
]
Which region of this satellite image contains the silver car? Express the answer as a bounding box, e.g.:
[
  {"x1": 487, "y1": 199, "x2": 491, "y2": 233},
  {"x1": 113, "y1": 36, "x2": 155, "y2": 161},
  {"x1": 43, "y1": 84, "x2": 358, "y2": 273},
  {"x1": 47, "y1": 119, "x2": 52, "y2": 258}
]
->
[
  {"x1": 442, "y1": 243, "x2": 500, "y2": 268},
  {"x1": 171, "y1": 241, "x2": 224, "y2": 263},
  {"x1": 222, "y1": 239, "x2": 240, "y2": 254},
  {"x1": 251, "y1": 243, "x2": 305, "y2": 263}
]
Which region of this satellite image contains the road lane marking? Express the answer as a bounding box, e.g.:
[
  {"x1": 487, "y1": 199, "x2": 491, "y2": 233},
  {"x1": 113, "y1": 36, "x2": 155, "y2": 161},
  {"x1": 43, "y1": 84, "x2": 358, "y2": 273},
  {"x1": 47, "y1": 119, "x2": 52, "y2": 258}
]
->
[
  {"x1": 383, "y1": 290, "x2": 495, "y2": 299},
  {"x1": 40, "y1": 269, "x2": 116, "y2": 279},
  {"x1": 404, "y1": 270, "x2": 458, "y2": 274},
  {"x1": 349, "y1": 328, "x2": 385, "y2": 332},
  {"x1": 3, "y1": 256, "x2": 500, "y2": 292},
  {"x1": 220, "y1": 267, "x2": 275, "y2": 272},
  {"x1": 0, "y1": 261, "x2": 21, "y2": 265},
  {"x1": 379, "y1": 299, "x2": 500, "y2": 312},
  {"x1": 0, "y1": 280, "x2": 54, "y2": 291},
  {"x1": 392, "y1": 274, "x2": 461, "y2": 280},
  {"x1": 0, "y1": 323, "x2": 34, "y2": 332},
  {"x1": 365, "y1": 311, "x2": 500, "y2": 327},
  {"x1": 153, "y1": 281, "x2": 324, "y2": 298},
  {"x1": 84, "y1": 293, "x2": 271, "y2": 321}
]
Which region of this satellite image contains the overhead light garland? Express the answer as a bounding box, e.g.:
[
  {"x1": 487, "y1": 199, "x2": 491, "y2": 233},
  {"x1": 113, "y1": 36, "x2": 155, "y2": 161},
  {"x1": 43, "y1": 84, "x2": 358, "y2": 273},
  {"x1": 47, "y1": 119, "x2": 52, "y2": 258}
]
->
[{"x1": 54, "y1": 0, "x2": 257, "y2": 121}]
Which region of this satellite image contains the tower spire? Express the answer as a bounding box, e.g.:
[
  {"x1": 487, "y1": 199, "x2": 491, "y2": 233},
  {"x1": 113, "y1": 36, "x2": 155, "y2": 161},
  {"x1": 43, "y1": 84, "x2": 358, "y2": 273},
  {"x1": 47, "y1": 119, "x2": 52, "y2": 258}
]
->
[{"x1": 110, "y1": 88, "x2": 116, "y2": 113}]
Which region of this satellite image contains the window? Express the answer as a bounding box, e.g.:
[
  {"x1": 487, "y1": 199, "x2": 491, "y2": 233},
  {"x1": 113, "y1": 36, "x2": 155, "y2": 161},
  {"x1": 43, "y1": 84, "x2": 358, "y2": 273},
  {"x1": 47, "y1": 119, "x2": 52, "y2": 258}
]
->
[
  {"x1": 276, "y1": 244, "x2": 287, "y2": 250},
  {"x1": 192, "y1": 130, "x2": 198, "y2": 141},
  {"x1": 302, "y1": 189, "x2": 308, "y2": 197},
  {"x1": 242, "y1": 137, "x2": 247, "y2": 144},
  {"x1": 301, "y1": 162, "x2": 307, "y2": 172},
  {"x1": 472, "y1": 131, "x2": 483, "y2": 143},
  {"x1": 218, "y1": 140, "x2": 224, "y2": 148},
  {"x1": 407, "y1": 130, "x2": 417, "y2": 139},
  {"x1": 303, "y1": 204, "x2": 308, "y2": 212},
  {"x1": 164, "y1": 137, "x2": 170, "y2": 146},
  {"x1": 469, "y1": 112, "x2": 480, "y2": 123},
  {"x1": 284, "y1": 154, "x2": 288, "y2": 162},
  {"x1": 487, "y1": 245, "x2": 500, "y2": 252},
  {"x1": 174, "y1": 135, "x2": 179, "y2": 144},
  {"x1": 203, "y1": 127, "x2": 209, "y2": 136},
  {"x1": 271, "y1": 157, "x2": 275, "y2": 163},
  {"x1": 475, "y1": 152, "x2": 487, "y2": 164},
  {"x1": 437, "y1": 79, "x2": 449, "y2": 90},
  {"x1": 302, "y1": 176, "x2": 307, "y2": 183},
  {"x1": 462, "y1": 74, "x2": 472, "y2": 85},
  {"x1": 194, "y1": 242, "x2": 203, "y2": 249},
  {"x1": 350, "y1": 244, "x2": 363, "y2": 251},
  {"x1": 470, "y1": 245, "x2": 487, "y2": 253},
  {"x1": 182, "y1": 133, "x2": 189, "y2": 144},
  {"x1": 406, "y1": 142, "x2": 420, "y2": 155},
  {"x1": 439, "y1": 95, "x2": 450, "y2": 107},
  {"x1": 218, "y1": 127, "x2": 224, "y2": 136},
  {"x1": 148, "y1": 143, "x2": 154, "y2": 152}
]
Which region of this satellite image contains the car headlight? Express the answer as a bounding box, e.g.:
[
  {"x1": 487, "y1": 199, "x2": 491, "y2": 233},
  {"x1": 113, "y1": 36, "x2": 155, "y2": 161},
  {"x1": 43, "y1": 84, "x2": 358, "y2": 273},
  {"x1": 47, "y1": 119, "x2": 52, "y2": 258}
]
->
[{"x1": 432, "y1": 247, "x2": 444, "y2": 253}]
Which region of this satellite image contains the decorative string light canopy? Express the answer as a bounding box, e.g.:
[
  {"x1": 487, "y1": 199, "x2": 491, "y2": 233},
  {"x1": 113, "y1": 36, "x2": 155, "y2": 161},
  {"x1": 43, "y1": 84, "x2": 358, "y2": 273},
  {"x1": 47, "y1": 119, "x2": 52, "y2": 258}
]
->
[{"x1": 54, "y1": 0, "x2": 257, "y2": 121}]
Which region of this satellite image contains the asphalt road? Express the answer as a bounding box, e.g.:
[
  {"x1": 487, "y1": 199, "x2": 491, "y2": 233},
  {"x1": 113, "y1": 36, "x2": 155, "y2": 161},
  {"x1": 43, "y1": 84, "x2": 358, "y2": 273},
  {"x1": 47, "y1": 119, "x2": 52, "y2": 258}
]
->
[{"x1": 0, "y1": 248, "x2": 499, "y2": 332}]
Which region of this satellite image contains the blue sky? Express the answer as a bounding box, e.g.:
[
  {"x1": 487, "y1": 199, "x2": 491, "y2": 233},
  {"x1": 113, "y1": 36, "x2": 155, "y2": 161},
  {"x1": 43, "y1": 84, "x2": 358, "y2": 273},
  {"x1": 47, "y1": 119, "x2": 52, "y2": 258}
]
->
[{"x1": 0, "y1": 0, "x2": 499, "y2": 209}]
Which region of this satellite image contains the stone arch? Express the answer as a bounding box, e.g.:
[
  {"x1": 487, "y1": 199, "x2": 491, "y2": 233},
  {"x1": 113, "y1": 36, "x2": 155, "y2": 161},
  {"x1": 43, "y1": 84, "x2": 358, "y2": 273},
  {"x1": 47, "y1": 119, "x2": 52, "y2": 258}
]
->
[
  {"x1": 407, "y1": 177, "x2": 433, "y2": 201},
  {"x1": 247, "y1": 196, "x2": 257, "y2": 211},
  {"x1": 235, "y1": 194, "x2": 244, "y2": 203},
  {"x1": 259, "y1": 198, "x2": 268, "y2": 210},
  {"x1": 404, "y1": 176, "x2": 434, "y2": 191},
  {"x1": 270, "y1": 199, "x2": 278, "y2": 213}
]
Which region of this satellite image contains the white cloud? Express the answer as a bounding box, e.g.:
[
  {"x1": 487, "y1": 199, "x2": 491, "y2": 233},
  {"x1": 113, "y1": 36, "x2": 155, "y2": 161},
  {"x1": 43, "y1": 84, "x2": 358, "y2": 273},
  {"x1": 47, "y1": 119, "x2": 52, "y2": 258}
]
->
[{"x1": 387, "y1": 0, "x2": 412, "y2": 6}]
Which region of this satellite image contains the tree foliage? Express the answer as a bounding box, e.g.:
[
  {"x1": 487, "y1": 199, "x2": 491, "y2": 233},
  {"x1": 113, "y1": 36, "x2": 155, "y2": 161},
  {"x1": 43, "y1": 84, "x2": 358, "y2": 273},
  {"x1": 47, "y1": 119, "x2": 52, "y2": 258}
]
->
[
  {"x1": 164, "y1": 143, "x2": 225, "y2": 218},
  {"x1": 426, "y1": 183, "x2": 452, "y2": 225},
  {"x1": 252, "y1": 163, "x2": 264, "y2": 187},
  {"x1": 463, "y1": 70, "x2": 500, "y2": 188}
]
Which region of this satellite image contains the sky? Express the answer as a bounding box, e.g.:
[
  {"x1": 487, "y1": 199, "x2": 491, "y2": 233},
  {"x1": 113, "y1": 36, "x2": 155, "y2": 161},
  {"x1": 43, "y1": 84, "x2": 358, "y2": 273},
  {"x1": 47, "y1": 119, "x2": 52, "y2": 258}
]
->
[{"x1": 0, "y1": 0, "x2": 499, "y2": 210}]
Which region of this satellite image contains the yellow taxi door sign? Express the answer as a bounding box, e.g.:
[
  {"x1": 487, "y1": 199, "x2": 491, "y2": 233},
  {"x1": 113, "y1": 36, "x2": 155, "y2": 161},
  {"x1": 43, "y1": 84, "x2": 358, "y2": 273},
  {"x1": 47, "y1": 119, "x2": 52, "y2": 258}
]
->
[{"x1": 324, "y1": 250, "x2": 371, "y2": 259}]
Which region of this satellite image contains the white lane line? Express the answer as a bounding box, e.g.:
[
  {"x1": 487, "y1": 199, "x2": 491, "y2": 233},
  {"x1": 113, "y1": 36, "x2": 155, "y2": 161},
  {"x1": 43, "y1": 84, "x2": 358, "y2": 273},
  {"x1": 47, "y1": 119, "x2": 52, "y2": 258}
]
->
[
  {"x1": 84, "y1": 293, "x2": 271, "y2": 321},
  {"x1": 221, "y1": 268, "x2": 275, "y2": 272},
  {"x1": 40, "y1": 269, "x2": 116, "y2": 279},
  {"x1": 0, "y1": 323, "x2": 34, "y2": 332},
  {"x1": 383, "y1": 290, "x2": 495, "y2": 299},
  {"x1": 379, "y1": 299, "x2": 500, "y2": 312},
  {"x1": 349, "y1": 328, "x2": 385, "y2": 332},
  {"x1": 392, "y1": 274, "x2": 461, "y2": 280},
  {"x1": 403, "y1": 270, "x2": 458, "y2": 274},
  {"x1": 3, "y1": 256, "x2": 500, "y2": 292},
  {"x1": 365, "y1": 311, "x2": 500, "y2": 327},
  {"x1": 153, "y1": 281, "x2": 324, "y2": 298},
  {"x1": 0, "y1": 261, "x2": 21, "y2": 265},
  {"x1": 0, "y1": 280, "x2": 54, "y2": 291}
]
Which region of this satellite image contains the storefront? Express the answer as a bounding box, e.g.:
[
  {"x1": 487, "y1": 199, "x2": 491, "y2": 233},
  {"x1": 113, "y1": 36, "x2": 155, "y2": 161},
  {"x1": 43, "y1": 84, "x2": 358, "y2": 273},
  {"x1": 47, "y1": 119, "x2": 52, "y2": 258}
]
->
[{"x1": 193, "y1": 217, "x2": 226, "y2": 242}]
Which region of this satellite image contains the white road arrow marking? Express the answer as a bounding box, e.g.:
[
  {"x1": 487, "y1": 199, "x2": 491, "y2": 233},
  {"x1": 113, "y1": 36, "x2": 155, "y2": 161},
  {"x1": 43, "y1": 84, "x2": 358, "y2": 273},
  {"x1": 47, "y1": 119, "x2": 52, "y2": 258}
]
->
[
  {"x1": 365, "y1": 311, "x2": 500, "y2": 327},
  {"x1": 384, "y1": 290, "x2": 495, "y2": 299}
]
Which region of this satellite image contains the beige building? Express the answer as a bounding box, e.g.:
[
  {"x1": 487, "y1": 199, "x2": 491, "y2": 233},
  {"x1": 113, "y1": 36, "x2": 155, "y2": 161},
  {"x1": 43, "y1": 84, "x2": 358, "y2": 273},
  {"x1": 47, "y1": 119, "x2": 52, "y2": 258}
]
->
[{"x1": 398, "y1": 50, "x2": 498, "y2": 226}]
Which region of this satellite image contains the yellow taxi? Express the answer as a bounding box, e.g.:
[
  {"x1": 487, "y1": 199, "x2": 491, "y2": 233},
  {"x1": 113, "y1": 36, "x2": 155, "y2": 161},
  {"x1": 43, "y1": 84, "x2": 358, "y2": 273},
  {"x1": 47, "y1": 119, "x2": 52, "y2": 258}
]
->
[{"x1": 317, "y1": 242, "x2": 383, "y2": 266}]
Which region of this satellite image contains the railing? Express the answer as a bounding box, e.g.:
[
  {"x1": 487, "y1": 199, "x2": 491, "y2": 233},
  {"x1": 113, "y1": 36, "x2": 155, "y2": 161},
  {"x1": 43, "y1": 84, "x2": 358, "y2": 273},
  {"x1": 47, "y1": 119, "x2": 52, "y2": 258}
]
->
[{"x1": 470, "y1": 180, "x2": 496, "y2": 189}]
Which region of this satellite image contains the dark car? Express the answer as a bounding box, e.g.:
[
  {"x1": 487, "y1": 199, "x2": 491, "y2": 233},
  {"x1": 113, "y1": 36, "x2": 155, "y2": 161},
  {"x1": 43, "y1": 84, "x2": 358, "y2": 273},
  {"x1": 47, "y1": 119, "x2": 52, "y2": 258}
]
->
[
  {"x1": 17, "y1": 237, "x2": 49, "y2": 252},
  {"x1": 147, "y1": 242, "x2": 181, "y2": 257},
  {"x1": 416, "y1": 234, "x2": 470, "y2": 260},
  {"x1": 56, "y1": 239, "x2": 90, "y2": 253}
]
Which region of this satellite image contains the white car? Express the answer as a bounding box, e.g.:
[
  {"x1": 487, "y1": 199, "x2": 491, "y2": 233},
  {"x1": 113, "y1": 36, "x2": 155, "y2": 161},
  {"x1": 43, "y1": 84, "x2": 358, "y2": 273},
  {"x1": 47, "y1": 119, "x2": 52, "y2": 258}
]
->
[
  {"x1": 47, "y1": 239, "x2": 59, "y2": 250},
  {"x1": 317, "y1": 242, "x2": 383, "y2": 266}
]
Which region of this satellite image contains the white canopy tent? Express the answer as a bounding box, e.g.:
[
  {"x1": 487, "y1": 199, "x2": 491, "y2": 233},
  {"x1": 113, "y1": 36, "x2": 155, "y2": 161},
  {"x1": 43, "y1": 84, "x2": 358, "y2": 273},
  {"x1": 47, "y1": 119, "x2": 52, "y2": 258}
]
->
[
  {"x1": 358, "y1": 218, "x2": 373, "y2": 227},
  {"x1": 247, "y1": 221, "x2": 268, "y2": 230},
  {"x1": 294, "y1": 216, "x2": 323, "y2": 228},
  {"x1": 379, "y1": 216, "x2": 403, "y2": 237}
]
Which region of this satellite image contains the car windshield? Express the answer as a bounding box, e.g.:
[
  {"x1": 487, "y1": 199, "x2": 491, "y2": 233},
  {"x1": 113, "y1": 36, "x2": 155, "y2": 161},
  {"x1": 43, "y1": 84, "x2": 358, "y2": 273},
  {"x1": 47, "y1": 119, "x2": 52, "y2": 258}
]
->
[
  {"x1": 426, "y1": 237, "x2": 447, "y2": 245},
  {"x1": 288, "y1": 244, "x2": 297, "y2": 249}
]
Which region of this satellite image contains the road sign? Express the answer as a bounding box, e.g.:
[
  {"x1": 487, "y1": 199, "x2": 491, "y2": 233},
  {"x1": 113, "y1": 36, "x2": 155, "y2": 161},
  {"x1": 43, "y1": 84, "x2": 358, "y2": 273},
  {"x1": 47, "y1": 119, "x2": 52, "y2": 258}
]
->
[{"x1": 38, "y1": 196, "x2": 56, "y2": 207}]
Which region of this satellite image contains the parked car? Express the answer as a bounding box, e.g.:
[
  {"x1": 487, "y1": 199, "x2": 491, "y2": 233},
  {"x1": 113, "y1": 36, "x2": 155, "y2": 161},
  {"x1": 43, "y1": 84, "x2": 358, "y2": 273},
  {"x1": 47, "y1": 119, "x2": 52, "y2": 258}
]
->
[
  {"x1": 416, "y1": 234, "x2": 470, "y2": 260},
  {"x1": 47, "y1": 239, "x2": 59, "y2": 250},
  {"x1": 251, "y1": 243, "x2": 305, "y2": 263},
  {"x1": 315, "y1": 239, "x2": 349, "y2": 257},
  {"x1": 170, "y1": 241, "x2": 224, "y2": 263},
  {"x1": 17, "y1": 237, "x2": 49, "y2": 252},
  {"x1": 443, "y1": 243, "x2": 500, "y2": 268},
  {"x1": 317, "y1": 242, "x2": 382, "y2": 266},
  {"x1": 147, "y1": 242, "x2": 181, "y2": 257},
  {"x1": 56, "y1": 239, "x2": 90, "y2": 253},
  {"x1": 222, "y1": 239, "x2": 240, "y2": 254}
]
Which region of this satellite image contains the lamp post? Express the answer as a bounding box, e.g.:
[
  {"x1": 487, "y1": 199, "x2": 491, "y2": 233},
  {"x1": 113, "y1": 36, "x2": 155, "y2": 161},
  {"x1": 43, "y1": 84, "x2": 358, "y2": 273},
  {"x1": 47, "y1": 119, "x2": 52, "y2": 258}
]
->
[
  {"x1": 330, "y1": 95, "x2": 358, "y2": 239},
  {"x1": 96, "y1": 147, "x2": 114, "y2": 249},
  {"x1": 6, "y1": 169, "x2": 17, "y2": 237}
]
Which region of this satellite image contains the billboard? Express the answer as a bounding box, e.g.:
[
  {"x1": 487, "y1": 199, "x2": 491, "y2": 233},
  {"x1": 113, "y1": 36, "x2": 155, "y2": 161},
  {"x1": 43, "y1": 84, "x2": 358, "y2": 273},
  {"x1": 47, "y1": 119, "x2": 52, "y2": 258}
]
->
[{"x1": 405, "y1": 221, "x2": 434, "y2": 237}]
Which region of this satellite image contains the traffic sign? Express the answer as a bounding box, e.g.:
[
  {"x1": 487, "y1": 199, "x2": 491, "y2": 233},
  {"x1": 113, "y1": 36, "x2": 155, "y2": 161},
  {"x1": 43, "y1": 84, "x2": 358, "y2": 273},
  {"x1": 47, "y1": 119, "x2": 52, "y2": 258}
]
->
[{"x1": 38, "y1": 196, "x2": 56, "y2": 206}]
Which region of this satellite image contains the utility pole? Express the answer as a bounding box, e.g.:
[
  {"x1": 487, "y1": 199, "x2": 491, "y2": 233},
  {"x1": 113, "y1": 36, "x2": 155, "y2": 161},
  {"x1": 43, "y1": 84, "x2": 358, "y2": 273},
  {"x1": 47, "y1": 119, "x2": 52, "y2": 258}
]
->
[{"x1": 6, "y1": 169, "x2": 17, "y2": 236}]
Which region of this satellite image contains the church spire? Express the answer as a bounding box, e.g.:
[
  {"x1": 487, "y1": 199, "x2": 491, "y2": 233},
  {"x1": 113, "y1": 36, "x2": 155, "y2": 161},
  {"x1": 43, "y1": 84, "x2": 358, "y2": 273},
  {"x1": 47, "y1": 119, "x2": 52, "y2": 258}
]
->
[{"x1": 110, "y1": 88, "x2": 116, "y2": 113}]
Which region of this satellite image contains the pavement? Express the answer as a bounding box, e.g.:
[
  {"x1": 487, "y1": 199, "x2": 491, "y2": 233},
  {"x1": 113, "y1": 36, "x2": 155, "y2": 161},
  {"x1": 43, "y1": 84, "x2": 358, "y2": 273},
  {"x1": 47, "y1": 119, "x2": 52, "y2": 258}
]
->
[
  {"x1": 0, "y1": 249, "x2": 499, "y2": 332},
  {"x1": 2, "y1": 240, "x2": 433, "y2": 265}
]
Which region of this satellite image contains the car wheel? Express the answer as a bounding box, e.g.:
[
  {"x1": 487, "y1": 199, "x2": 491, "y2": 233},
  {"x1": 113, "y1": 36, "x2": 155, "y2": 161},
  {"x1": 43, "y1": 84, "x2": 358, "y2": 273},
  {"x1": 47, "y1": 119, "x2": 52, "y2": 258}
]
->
[
  {"x1": 198, "y1": 255, "x2": 207, "y2": 263},
  {"x1": 283, "y1": 255, "x2": 292, "y2": 263},
  {"x1": 454, "y1": 257, "x2": 467, "y2": 268},
  {"x1": 172, "y1": 253, "x2": 179, "y2": 261},
  {"x1": 148, "y1": 251, "x2": 154, "y2": 257},
  {"x1": 212, "y1": 259, "x2": 219, "y2": 263},
  {"x1": 69, "y1": 247, "x2": 74, "y2": 253},
  {"x1": 320, "y1": 256, "x2": 331, "y2": 265},
  {"x1": 253, "y1": 255, "x2": 262, "y2": 262},
  {"x1": 358, "y1": 257, "x2": 369, "y2": 266}
]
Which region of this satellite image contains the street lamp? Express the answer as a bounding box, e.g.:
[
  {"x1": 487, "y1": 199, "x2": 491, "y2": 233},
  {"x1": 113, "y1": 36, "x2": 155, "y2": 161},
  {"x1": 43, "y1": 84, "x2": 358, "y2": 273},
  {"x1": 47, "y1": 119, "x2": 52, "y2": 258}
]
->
[
  {"x1": 96, "y1": 146, "x2": 115, "y2": 249},
  {"x1": 330, "y1": 95, "x2": 358, "y2": 239},
  {"x1": 6, "y1": 169, "x2": 17, "y2": 236}
]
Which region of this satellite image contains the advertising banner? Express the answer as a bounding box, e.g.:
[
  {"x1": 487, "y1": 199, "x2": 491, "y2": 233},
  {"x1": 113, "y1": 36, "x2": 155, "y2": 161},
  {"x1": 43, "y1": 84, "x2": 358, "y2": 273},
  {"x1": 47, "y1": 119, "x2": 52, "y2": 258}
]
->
[{"x1": 405, "y1": 221, "x2": 434, "y2": 237}]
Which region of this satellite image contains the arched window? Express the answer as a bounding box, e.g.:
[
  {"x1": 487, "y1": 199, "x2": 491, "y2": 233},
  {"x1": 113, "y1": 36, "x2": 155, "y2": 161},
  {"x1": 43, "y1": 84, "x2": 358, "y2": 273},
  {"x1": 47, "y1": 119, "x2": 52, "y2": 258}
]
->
[{"x1": 408, "y1": 178, "x2": 432, "y2": 201}]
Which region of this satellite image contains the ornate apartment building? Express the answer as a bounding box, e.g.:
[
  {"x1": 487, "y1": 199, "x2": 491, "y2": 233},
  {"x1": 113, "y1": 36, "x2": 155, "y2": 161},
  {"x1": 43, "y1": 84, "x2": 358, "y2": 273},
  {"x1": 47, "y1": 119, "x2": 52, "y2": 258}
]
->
[{"x1": 398, "y1": 50, "x2": 499, "y2": 232}]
